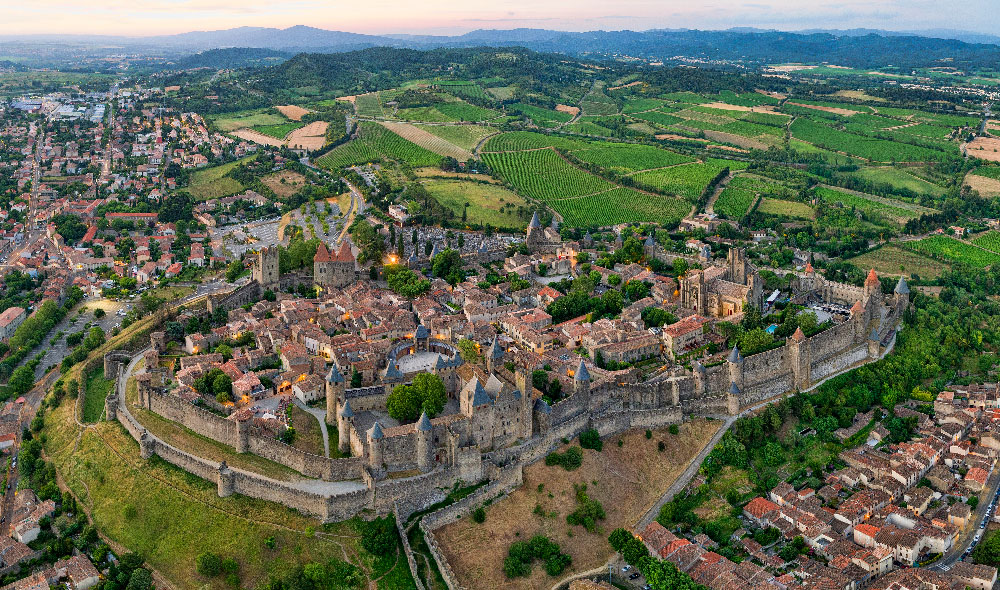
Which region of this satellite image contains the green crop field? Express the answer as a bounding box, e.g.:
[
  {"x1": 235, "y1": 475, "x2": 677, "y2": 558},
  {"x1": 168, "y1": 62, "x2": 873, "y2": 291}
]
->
[
  {"x1": 482, "y1": 131, "x2": 592, "y2": 152},
  {"x1": 630, "y1": 110, "x2": 685, "y2": 127},
  {"x1": 757, "y1": 198, "x2": 814, "y2": 219},
  {"x1": 435, "y1": 101, "x2": 500, "y2": 122},
  {"x1": 848, "y1": 244, "x2": 950, "y2": 278},
  {"x1": 714, "y1": 186, "x2": 758, "y2": 219},
  {"x1": 394, "y1": 106, "x2": 454, "y2": 122},
  {"x1": 482, "y1": 149, "x2": 613, "y2": 201},
  {"x1": 815, "y1": 186, "x2": 926, "y2": 223},
  {"x1": 187, "y1": 155, "x2": 256, "y2": 200},
  {"x1": 565, "y1": 121, "x2": 615, "y2": 136},
  {"x1": 423, "y1": 179, "x2": 528, "y2": 229},
  {"x1": 568, "y1": 143, "x2": 694, "y2": 173},
  {"x1": 211, "y1": 109, "x2": 288, "y2": 132},
  {"x1": 555, "y1": 188, "x2": 690, "y2": 227},
  {"x1": 509, "y1": 103, "x2": 573, "y2": 127},
  {"x1": 315, "y1": 139, "x2": 381, "y2": 169},
  {"x1": 630, "y1": 159, "x2": 748, "y2": 200},
  {"x1": 623, "y1": 98, "x2": 668, "y2": 114},
  {"x1": 972, "y1": 166, "x2": 1000, "y2": 181},
  {"x1": 852, "y1": 167, "x2": 947, "y2": 196},
  {"x1": 354, "y1": 92, "x2": 385, "y2": 117},
  {"x1": 315, "y1": 122, "x2": 441, "y2": 169},
  {"x1": 903, "y1": 235, "x2": 1000, "y2": 268},
  {"x1": 253, "y1": 122, "x2": 303, "y2": 139},
  {"x1": 790, "y1": 118, "x2": 952, "y2": 162},
  {"x1": 416, "y1": 124, "x2": 496, "y2": 151},
  {"x1": 972, "y1": 230, "x2": 1000, "y2": 253}
]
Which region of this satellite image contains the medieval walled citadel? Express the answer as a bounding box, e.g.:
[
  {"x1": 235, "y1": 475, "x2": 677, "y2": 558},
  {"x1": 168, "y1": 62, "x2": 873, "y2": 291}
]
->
[{"x1": 100, "y1": 221, "x2": 906, "y2": 586}]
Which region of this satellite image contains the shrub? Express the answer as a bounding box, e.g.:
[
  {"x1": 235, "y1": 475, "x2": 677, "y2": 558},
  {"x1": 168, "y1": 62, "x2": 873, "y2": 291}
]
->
[
  {"x1": 579, "y1": 429, "x2": 603, "y2": 451},
  {"x1": 504, "y1": 535, "x2": 571, "y2": 578},
  {"x1": 658, "y1": 441, "x2": 666, "y2": 452},
  {"x1": 359, "y1": 516, "x2": 398, "y2": 556},
  {"x1": 545, "y1": 446, "x2": 583, "y2": 471},
  {"x1": 645, "y1": 429, "x2": 652, "y2": 439},
  {"x1": 669, "y1": 424, "x2": 679, "y2": 435},
  {"x1": 196, "y1": 552, "x2": 222, "y2": 577},
  {"x1": 472, "y1": 506, "x2": 486, "y2": 523},
  {"x1": 566, "y1": 484, "x2": 606, "y2": 532}
]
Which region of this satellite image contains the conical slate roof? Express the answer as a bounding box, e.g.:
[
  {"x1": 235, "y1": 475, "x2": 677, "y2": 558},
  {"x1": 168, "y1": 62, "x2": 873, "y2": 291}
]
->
[
  {"x1": 534, "y1": 398, "x2": 551, "y2": 414},
  {"x1": 416, "y1": 412, "x2": 432, "y2": 431},
  {"x1": 692, "y1": 359, "x2": 706, "y2": 373},
  {"x1": 644, "y1": 234, "x2": 655, "y2": 247},
  {"x1": 368, "y1": 421, "x2": 384, "y2": 440},
  {"x1": 487, "y1": 336, "x2": 504, "y2": 359},
  {"x1": 383, "y1": 362, "x2": 403, "y2": 380},
  {"x1": 465, "y1": 376, "x2": 492, "y2": 407},
  {"x1": 728, "y1": 345, "x2": 742, "y2": 363},
  {"x1": 730, "y1": 382, "x2": 741, "y2": 395},
  {"x1": 869, "y1": 329, "x2": 880, "y2": 342},
  {"x1": 574, "y1": 359, "x2": 590, "y2": 382},
  {"x1": 529, "y1": 211, "x2": 542, "y2": 228},
  {"x1": 415, "y1": 324, "x2": 429, "y2": 339},
  {"x1": 894, "y1": 276, "x2": 909, "y2": 295},
  {"x1": 326, "y1": 364, "x2": 344, "y2": 384},
  {"x1": 550, "y1": 217, "x2": 559, "y2": 231},
  {"x1": 434, "y1": 354, "x2": 448, "y2": 370},
  {"x1": 339, "y1": 400, "x2": 354, "y2": 418}
]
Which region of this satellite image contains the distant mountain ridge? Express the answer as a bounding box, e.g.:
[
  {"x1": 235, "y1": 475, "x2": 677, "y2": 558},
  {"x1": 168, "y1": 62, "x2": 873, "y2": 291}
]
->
[{"x1": 3, "y1": 26, "x2": 1000, "y2": 70}]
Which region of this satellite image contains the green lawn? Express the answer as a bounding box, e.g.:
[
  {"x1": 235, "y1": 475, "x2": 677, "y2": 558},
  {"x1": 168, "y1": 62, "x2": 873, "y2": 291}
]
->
[
  {"x1": 81, "y1": 369, "x2": 114, "y2": 423},
  {"x1": 187, "y1": 156, "x2": 256, "y2": 201},
  {"x1": 757, "y1": 198, "x2": 814, "y2": 219},
  {"x1": 852, "y1": 167, "x2": 947, "y2": 197},
  {"x1": 422, "y1": 179, "x2": 529, "y2": 230},
  {"x1": 211, "y1": 110, "x2": 288, "y2": 133}
]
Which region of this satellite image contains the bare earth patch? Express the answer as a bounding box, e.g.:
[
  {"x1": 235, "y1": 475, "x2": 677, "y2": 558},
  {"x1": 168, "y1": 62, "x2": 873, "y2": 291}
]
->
[
  {"x1": 286, "y1": 121, "x2": 329, "y2": 150},
  {"x1": 786, "y1": 102, "x2": 860, "y2": 117},
  {"x1": 435, "y1": 419, "x2": 721, "y2": 590},
  {"x1": 336, "y1": 95, "x2": 357, "y2": 103},
  {"x1": 702, "y1": 130, "x2": 771, "y2": 150},
  {"x1": 768, "y1": 64, "x2": 818, "y2": 73},
  {"x1": 275, "y1": 105, "x2": 310, "y2": 121},
  {"x1": 708, "y1": 144, "x2": 750, "y2": 153},
  {"x1": 965, "y1": 172, "x2": 1000, "y2": 197},
  {"x1": 701, "y1": 101, "x2": 753, "y2": 112},
  {"x1": 607, "y1": 81, "x2": 644, "y2": 91},
  {"x1": 231, "y1": 129, "x2": 285, "y2": 147},
  {"x1": 655, "y1": 134, "x2": 708, "y2": 142},
  {"x1": 967, "y1": 136, "x2": 1000, "y2": 162},
  {"x1": 555, "y1": 104, "x2": 581, "y2": 116}
]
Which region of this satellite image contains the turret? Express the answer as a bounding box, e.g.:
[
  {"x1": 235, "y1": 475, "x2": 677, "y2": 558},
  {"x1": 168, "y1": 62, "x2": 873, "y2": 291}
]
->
[
  {"x1": 868, "y1": 329, "x2": 881, "y2": 358},
  {"x1": 894, "y1": 276, "x2": 910, "y2": 310},
  {"x1": 573, "y1": 359, "x2": 591, "y2": 396},
  {"x1": 644, "y1": 234, "x2": 656, "y2": 257},
  {"x1": 864, "y1": 268, "x2": 882, "y2": 302},
  {"x1": 533, "y1": 398, "x2": 551, "y2": 435},
  {"x1": 692, "y1": 359, "x2": 706, "y2": 395},
  {"x1": 727, "y1": 345, "x2": 744, "y2": 391},
  {"x1": 486, "y1": 335, "x2": 505, "y2": 374},
  {"x1": 416, "y1": 411, "x2": 433, "y2": 472},
  {"x1": 367, "y1": 421, "x2": 384, "y2": 473},
  {"x1": 382, "y1": 362, "x2": 404, "y2": 395},
  {"x1": 337, "y1": 400, "x2": 354, "y2": 455},
  {"x1": 325, "y1": 364, "x2": 345, "y2": 425},
  {"x1": 217, "y1": 461, "x2": 234, "y2": 498}
]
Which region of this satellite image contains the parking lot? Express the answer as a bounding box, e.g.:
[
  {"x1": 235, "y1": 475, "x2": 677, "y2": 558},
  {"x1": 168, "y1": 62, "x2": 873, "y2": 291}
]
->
[{"x1": 29, "y1": 297, "x2": 124, "y2": 379}]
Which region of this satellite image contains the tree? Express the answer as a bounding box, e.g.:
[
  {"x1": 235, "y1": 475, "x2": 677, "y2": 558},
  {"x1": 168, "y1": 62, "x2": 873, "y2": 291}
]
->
[
  {"x1": 360, "y1": 516, "x2": 397, "y2": 556},
  {"x1": 225, "y1": 260, "x2": 244, "y2": 283},
  {"x1": 351, "y1": 369, "x2": 362, "y2": 388},
  {"x1": 125, "y1": 568, "x2": 153, "y2": 590},
  {"x1": 94, "y1": 308, "x2": 106, "y2": 319},
  {"x1": 457, "y1": 339, "x2": 482, "y2": 363},
  {"x1": 213, "y1": 374, "x2": 233, "y2": 400},
  {"x1": 196, "y1": 552, "x2": 222, "y2": 577},
  {"x1": 432, "y1": 249, "x2": 463, "y2": 285},
  {"x1": 386, "y1": 374, "x2": 447, "y2": 422}
]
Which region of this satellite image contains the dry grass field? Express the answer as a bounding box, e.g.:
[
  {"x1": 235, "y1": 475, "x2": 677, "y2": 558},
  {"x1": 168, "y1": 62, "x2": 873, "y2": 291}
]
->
[
  {"x1": 848, "y1": 244, "x2": 950, "y2": 279},
  {"x1": 965, "y1": 172, "x2": 1000, "y2": 197},
  {"x1": 435, "y1": 419, "x2": 721, "y2": 590},
  {"x1": 231, "y1": 129, "x2": 285, "y2": 147},
  {"x1": 785, "y1": 102, "x2": 861, "y2": 117},
  {"x1": 555, "y1": 104, "x2": 581, "y2": 116},
  {"x1": 286, "y1": 121, "x2": 328, "y2": 150},
  {"x1": 275, "y1": 105, "x2": 310, "y2": 121},
  {"x1": 967, "y1": 135, "x2": 1000, "y2": 162},
  {"x1": 262, "y1": 170, "x2": 309, "y2": 198}
]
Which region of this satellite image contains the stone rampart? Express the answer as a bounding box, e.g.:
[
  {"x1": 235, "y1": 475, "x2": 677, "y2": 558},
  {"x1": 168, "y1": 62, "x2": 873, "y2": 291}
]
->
[{"x1": 394, "y1": 503, "x2": 427, "y2": 590}]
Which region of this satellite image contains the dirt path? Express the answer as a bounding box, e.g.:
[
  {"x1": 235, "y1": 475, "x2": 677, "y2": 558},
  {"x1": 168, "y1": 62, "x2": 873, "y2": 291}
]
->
[{"x1": 704, "y1": 171, "x2": 737, "y2": 215}]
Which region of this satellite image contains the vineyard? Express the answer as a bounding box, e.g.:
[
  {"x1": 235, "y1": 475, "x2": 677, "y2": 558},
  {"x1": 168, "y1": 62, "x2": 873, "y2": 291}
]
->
[
  {"x1": 354, "y1": 93, "x2": 385, "y2": 118},
  {"x1": 481, "y1": 149, "x2": 614, "y2": 201},
  {"x1": 714, "y1": 186, "x2": 758, "y2": 219},
  {"x1": 902, "y1": 235, "x2": 1000, "y2": 268},
  {"x1": 315, "y1": 122, "x2": 441, "y2": 169},
  {"x1": 556, "y1": 188, "x2": 690, "y2": 227},
  {"x1": 816, "y1": 187, "x2": 920, "y2": 223},
  {"x1": 568, "y1": 143, "x2": 694, "y2": 173},
  {"x1": 509, "y1": 103, "x2": 573, "y2": 128},
  {"x1": 631, "y1": 159, "x2": 748, "y2": 200},
  {"x1": 790, "y1": 117, "x2": 952, "y2": 162},
  {"x1": 482, "y1": 131, "x2": 592, "y2": 153},
  {"x1": 972, "y1": 230, "x2": 1000, "y2": 254},
  {"x1": 416, "y1": 124, "x2": 496, "y2": 151},
  {"x1": 379, "y1": 122, "x2": 472, "y2": 161}
]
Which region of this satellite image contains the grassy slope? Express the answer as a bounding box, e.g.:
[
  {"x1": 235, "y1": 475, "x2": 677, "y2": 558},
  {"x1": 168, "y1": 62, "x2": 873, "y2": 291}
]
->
[
  {"x1": 187, "y1": 156, "x2": 256, "y2": 201},
  {"x1": 422, "y1": 179, "x2": 528, "y2": 229}
]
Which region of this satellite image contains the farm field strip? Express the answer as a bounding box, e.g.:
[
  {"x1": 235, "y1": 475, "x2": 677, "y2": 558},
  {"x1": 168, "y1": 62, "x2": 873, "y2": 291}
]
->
[
  {"x1": 481, "y1": 149, "x2": 614, "y2": 201},
  {"x1": 902, "y1": 235, "x2": 1000, "y2": 268},
  {"x1": 380, "y1": 121, "x2": 472, "y2": 160},
  {"x1": 567, "y1": 142, "x2": 694, "y2": 172}
]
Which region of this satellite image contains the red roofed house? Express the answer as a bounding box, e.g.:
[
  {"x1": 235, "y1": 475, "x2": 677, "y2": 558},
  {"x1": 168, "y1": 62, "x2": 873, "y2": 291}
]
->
[{"x1": 743, "y1": 497, "x2": 781, "y2": 526}]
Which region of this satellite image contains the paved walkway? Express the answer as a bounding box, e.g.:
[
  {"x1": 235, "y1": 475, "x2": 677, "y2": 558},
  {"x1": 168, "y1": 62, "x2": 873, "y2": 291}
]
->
[{"x1": 293, "y1": 398, "x2": 331, "y2": 458}]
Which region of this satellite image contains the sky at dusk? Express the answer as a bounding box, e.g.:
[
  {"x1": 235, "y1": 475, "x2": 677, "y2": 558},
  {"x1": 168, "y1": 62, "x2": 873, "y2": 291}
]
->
[{"x1": 0, "y1": 0, "x2": 994, "y2": 37}]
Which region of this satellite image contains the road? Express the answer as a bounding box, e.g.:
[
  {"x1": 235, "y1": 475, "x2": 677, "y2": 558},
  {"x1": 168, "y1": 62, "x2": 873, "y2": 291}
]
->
[{"x1": 932, "y1": 467, "x2": 1000, "y2": 571}]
